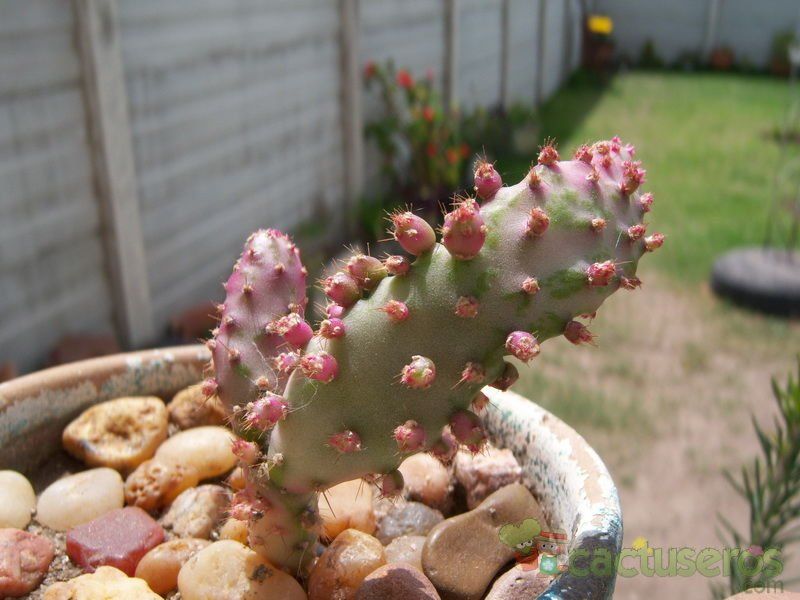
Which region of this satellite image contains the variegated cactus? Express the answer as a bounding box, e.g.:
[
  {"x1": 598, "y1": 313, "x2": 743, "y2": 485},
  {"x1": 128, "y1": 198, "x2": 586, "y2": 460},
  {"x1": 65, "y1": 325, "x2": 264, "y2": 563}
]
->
[{"x1": 207, "y1": 137, "x2": 663, "y2": 571}]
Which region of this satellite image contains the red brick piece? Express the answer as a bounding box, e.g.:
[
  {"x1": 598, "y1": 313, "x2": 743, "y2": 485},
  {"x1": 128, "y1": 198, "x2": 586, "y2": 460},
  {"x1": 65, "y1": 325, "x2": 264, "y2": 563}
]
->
[{"x1": 66, "y1": 507, "x2": 164, "y2": 575}]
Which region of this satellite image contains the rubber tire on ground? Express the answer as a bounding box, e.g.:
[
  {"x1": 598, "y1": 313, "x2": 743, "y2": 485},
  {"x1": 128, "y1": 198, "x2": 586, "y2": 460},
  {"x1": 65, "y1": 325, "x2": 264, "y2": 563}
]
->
[{"x1": 711, "y1": 247, "x2": 800, "y2": 317}]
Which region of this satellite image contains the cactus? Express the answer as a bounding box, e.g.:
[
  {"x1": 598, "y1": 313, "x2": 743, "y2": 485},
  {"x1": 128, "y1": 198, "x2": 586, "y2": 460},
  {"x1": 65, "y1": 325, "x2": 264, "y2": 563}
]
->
[
  {"x1": 207, "y1": 229, "x2": 308, "y2": 439},
  {"x1": 210, "y1": 138, "x2": 663, "y2": 572}
]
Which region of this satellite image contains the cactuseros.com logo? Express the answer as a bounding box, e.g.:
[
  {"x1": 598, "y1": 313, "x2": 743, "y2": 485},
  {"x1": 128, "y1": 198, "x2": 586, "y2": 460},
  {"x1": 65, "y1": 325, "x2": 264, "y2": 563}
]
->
[{"x1": 499, "y1": 521, "x2": 784, "y2": 586}]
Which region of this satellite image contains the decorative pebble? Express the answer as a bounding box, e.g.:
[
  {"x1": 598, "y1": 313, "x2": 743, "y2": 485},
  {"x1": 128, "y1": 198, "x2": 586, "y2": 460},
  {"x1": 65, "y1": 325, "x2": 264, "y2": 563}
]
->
[
  {"x1": 37, "y1": 468, "x2": 124, "y2": 531},
  {"x1": 484, "y1": 565, "x2": 553, "y2": 599},
  {"x1": 43, "y1": 565, "x2": 162, "y2": 599},
  {"x1": 0, "y1": 528, "x2": 54, "y2": 598},
  {"x1": 168, "y1": 384, "x2": 226, "y2": 430},
  {"x1": 308, "y1": 529, "x2": 386, "y2": 600},
  {"x1": 160, "y1": 485, "x2": 229, "y2": 539},
  {"x1": 135, "y1": 538, "x2": 210, "y2": 596},
  {"x1": 422, "y1": 483, "x2": 544, "y2": 600},
  {"x1": 227, "y1": 466, "x2": 246, "y2": 491},
  {"x1": 154, "y1": 426, "x2": 237, "y2": 480},
  {"x1": 62, "y1": 397, "x2": 168, "y2": 472},
  {"x1": 178, "y1": 540, "x2": 307, "y2": 600},
  {"x1": 398, "y1": 454, "x2": 452, "y2": 512},
  {"x1": 66, "y1": 506, "x2": 164, "y2": 575},
  {"x1": 0, "y1": 471, "x2": 35, "y2": 529},
  {"x1": 124, "y1": 459, "x2": 199, "y2": 511},
  {"x1": 219, "y1": 518, "x2": 248, "y2": 544},
  {"x1": 454, "y1": 446, "x2": 522, "y2": 509},
  {"x1": 355, "y1": 563, "x2": 441, "y2": 600},
  {"x1": 384, "y1": 536, "x2": 427, "y2": 572},
  {"x1": 375, "y1": 502, "x2": 443, "y2": 545},
  {"x1": 319, "y1": 479, "x2": 376, "y2": 540}
]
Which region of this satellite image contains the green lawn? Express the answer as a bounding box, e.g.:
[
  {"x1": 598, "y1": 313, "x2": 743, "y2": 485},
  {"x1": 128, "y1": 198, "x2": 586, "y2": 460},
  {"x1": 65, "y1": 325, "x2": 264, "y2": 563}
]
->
[{"x1": 503, "y1": 70, "x2": 793, "y2": 283}]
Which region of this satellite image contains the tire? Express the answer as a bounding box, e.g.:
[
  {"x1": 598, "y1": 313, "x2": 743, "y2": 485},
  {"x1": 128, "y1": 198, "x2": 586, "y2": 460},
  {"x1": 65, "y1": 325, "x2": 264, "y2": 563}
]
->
[{"x1": 711, "y1": 247, "x2": 800, "y2": 317}]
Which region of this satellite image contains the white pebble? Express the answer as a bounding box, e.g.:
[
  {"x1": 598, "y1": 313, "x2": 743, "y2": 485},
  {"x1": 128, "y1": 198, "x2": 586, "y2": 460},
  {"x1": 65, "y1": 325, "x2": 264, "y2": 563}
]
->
[
  {"x1": 155, "y1": 426, "x2": 236, "y2": 481},
  {"x1": 37, "y1": 468, "x2": 124, "y2": 531},
  {"x1": 178, "y1": 540, "x2": 307, "y2": 600},
  {"x1": 0, "y1": 470, "x2": 35, "y2": 528}
]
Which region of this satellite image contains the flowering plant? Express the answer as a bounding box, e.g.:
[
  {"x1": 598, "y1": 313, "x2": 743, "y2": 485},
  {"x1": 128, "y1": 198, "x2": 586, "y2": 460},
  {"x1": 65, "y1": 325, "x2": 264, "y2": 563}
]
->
[{"x1": 364, "y1": 60, "x2": 469, "y2": 214}]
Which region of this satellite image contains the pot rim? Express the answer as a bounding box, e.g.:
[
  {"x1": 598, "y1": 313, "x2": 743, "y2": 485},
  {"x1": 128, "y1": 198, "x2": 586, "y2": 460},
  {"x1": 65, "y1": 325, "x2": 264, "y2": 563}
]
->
[{"x1": 0, "y1": 345, "x2": 621, "y2": 599}]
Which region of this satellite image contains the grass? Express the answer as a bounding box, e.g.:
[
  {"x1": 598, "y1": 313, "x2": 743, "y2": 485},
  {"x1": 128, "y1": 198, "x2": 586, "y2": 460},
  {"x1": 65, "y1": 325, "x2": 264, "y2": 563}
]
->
[{"x1": 502, "y1": 70, "x2": 794, "y2": 283}]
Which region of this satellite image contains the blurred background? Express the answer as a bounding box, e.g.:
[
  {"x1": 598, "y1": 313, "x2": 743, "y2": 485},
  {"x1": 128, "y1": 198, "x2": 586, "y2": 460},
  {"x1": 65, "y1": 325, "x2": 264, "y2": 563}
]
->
[{"x1": 1, "y1": 0, "x2": 799, "y2": 597}]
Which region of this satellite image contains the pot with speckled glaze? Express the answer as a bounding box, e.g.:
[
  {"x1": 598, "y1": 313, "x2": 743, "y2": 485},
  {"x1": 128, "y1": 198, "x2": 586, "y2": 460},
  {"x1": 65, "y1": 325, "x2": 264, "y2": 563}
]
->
[{"x1": 0, "y1": 345, "x2": 622, "y2": 599}]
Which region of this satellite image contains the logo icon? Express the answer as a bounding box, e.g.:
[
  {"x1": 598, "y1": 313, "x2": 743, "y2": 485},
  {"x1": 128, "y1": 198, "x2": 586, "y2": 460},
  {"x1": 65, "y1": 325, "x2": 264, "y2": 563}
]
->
[{"x1": 498, "y1": 518, "x2": 568, "y2": 574}]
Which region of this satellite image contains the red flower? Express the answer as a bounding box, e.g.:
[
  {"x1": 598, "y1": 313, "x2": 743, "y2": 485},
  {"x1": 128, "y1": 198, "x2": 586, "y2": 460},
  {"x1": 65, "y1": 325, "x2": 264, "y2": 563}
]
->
[
  {"x1": 446, "y1": 147, "x2": 459, "y2": 165},
  {"x1": 426, "y1": 143, "x2": 438, "y2": 157},
  {"x1": 460, "y1": 143, "x2": 470, "y2": 158},
  {"x1": 396, "y1": 69, "x2": 414, "y2": 89},
  {"x1": 422, "y1": 106, "x2": 434, "y2": 122},
  {"x1": 364, "y1": 61, "x2": 376, "y2": 79}
]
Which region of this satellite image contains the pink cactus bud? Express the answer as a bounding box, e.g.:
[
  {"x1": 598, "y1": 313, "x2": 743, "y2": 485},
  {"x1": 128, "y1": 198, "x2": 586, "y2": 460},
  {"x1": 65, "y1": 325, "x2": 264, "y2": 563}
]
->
[
  {"x1": 505, "y1": 331, "x2": 540, "y2": 362},
  {"x1": 459, "y1": 362, "x2": 486, "y2": 385},
  {"x1": 245, "y1": 393, "x2": 289, "y2": 430},
  {"x1": 390, "y1": 211, "x2": 436, "y2": 255},
  {"x1": 393, "y1": 420, "x2": 426, "y2": 452},
  {"x1": 379, "y1": 470, "x2": 405, "y2": 498},
  {"x1": 201, "y1": 378, "x2": 218, "y2": 398},
  {"x1": 620, "y1": 160, "x2": 646, "y2": 194},
  {"x1": 472, "y1": 392, "x2": 490, "y2": 412},
  {"x1": 564, "y1": 320, "x2": 596, "y2": 345},
  {"x1": 267, "y1": 313, "x2": 313, "y2": 347},
  {"x1": 490, "y1": 362, "x2": 519, "y2": 391},
  {"x1": 319, "y1": 318, "x2": 346, "y2": 339},
  {"x1": 346, "y1": 254, "x2": 387, "y2": 291},
  {"x1": 455, "y1": 296, "x2": 479, "y2": 318},
  {"x1": 442, "y1": 198, "x2": 487, "y2": 260},
  {"x1": 594, "y1": 141, "x2": 611, "y2": 156},
  {"x1": 328, "y1": 430, "x2": 362, "y2": 454},
  {"x1": 574, "y1": 144, "x2": 593, "y2": 163},
  {"x1": 400, "y1": 355, "x2": 436, "y2": 389},
  {"x1": 450, "y1": 409, "x2": 486, "y2": 450},
  {"x1": 527, "y1": 167, "x2": 542, "y2": 189},
  {"x1": 300, "y1": 352, "x2": 339, "y2": 382},
  {"x1": 430, "y1": 429, "x2": 458, "y2": 465},
  {"x1": 591, "y1": 217, "x2": 607, "y2": 232},
  {"x1": 620, "y1": 276, "x2": 642, "y2": 290},
  {"x1": 627, "y1": 224, "x2": 646, "y2": 241},
  {"x1": 473, "y1": 160, "x2": 503, "y2": 201},
  {"x1": 537, "y1": 143, "x2": 559, "y2": 166},
  {"x1": 522, "y1": 277, "x2": 540, "y2": 295},
  {"x1": 526, "y1": 207, "x2": 550, "y2": 237},
  {"x1": 323, "y1": 272, "x2": 361, "y2": 308},
  {"x1": 638, "y1": 192, "x2": 654, "y2": 213},
  {"x1": 587, "y1": 260, "x2": 617, "y2": 286},
  {"x1": 381, "y1": 300, "x2": 409, "y2": 323},
  {"x1": 644, "y1": 233, "x2": 665, "y2": 252},
  {"x1": 231, "y1": 439, "x2": 259, "y2": 466},
  {"x1": 385, "y1": 255, "x2": 410, "y2": 276},
  {"x1": 326, "y1": 303, "x2": 345, "y2": 319},
  {"x1": 274, "y1": 351, "x2": 300, "y2": 374}
]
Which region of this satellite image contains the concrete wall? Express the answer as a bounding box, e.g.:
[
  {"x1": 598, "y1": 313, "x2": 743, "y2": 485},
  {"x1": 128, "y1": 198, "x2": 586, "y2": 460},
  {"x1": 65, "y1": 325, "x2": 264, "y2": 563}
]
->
[
  {"x1": 0, "y1": 0, "x2": 582, "y2": 372},
  {"x1": 595, "y1": 0, "x2": 800, "y2": 66}
]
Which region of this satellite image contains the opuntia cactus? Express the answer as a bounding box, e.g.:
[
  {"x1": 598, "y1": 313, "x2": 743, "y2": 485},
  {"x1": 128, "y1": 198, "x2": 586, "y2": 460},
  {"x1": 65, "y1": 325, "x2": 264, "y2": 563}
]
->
[
  {"x1": 205, "y1": 229, "x2": 308, "y2": 438},
  {"x1": 212, "y1": 138, "x2": 663, "y2": 571}
]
